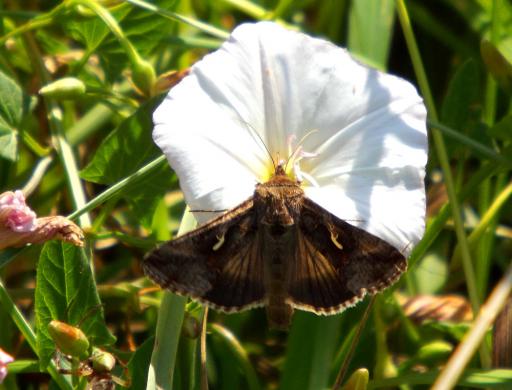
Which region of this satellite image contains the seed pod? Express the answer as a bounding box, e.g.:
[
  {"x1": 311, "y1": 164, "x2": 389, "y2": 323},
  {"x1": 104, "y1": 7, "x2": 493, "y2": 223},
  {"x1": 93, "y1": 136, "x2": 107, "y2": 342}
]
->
[
  {"x1": 39, "y1": 78, "x2": 86, "y2": 100},
  {"x1": 91, "y1": 348, "x2": 116, "y2": 373}
]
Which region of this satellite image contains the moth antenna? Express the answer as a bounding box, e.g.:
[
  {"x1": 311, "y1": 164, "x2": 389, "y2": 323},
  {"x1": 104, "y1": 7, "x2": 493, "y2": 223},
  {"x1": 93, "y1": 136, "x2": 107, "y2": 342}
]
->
[
  {"x1": 284, "y1": 129, "x2": 319, "y2": 173},
  {"x1": 234, "y1": 118, "x2": 276, "y2": 170}
]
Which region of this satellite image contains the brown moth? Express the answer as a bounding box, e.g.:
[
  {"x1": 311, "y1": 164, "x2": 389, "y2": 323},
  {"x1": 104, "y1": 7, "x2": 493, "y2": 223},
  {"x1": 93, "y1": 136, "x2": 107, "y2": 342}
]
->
[{"x1": 143, "y1": 164, "x2": 406, "y2": 330}]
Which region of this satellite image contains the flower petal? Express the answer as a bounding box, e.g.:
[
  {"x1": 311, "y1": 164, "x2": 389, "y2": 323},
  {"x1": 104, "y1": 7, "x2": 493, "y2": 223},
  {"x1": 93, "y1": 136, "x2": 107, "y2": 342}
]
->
[
  {"x1": 0, "y1": 191, "x2": 37, "y2": 232},
  {"x1": 302, "y1": 84, "x2": 427, "y2": 254},
  {"x1": 153, "y1": 22, "x2": 367, "y2": 217},
  {"x1": 153, "y1": 21, "x2": 427, "y2": 253},
  {"x1": 0, "y1": 348, "x2": 13, "y2": 384}
]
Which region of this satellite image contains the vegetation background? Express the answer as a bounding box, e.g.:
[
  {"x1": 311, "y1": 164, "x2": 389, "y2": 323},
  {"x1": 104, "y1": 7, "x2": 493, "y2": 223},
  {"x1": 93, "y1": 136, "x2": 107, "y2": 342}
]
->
[{"x1": 0, "y1": 0, "x2": 512, "y2": 389}]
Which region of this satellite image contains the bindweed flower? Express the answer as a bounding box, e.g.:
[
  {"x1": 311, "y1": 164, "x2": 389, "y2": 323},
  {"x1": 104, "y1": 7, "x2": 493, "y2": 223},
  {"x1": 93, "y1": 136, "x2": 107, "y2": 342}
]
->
[
  {"x1": 0, "y1": 348, "x2": 14, "y2": 383},
  {"x1": 153, "y1": 22, "x2": 427, "y2": 256},
  {"x1": 0, "y1": 191, "x2": 84, "y2": 249}
]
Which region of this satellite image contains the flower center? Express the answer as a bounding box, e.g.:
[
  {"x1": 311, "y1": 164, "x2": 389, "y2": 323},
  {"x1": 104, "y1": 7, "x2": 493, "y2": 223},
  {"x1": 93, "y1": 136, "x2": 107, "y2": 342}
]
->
[{"x1": 284, "y1": 133, "x2": 319, "y2": 187}]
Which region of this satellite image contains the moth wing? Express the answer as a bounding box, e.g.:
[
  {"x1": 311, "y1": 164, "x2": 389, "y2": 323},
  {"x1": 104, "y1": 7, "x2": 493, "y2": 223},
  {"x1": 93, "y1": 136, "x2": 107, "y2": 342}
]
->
[
  {"x1": 287, "y1": 198, "x2": 407, "y2": 314},
  {"x1": 143, "y1": 199, "x2": 265, "y2": 312}
]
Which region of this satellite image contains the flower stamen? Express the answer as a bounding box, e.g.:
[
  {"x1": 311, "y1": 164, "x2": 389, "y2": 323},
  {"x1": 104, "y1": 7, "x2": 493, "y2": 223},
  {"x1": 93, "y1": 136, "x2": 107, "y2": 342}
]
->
[{"x1": 285, "y1": 130, "x2": 319, "y2": 184}]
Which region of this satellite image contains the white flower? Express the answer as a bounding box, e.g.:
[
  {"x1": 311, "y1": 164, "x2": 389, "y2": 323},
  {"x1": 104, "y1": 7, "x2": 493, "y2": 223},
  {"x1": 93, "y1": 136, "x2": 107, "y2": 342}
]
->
[
  {"x1": 0, "y1": 348, "x2": 14, "y2": 383},
  {"x1": 153, "y1": 22, "x2": 427, "y2": 255}
]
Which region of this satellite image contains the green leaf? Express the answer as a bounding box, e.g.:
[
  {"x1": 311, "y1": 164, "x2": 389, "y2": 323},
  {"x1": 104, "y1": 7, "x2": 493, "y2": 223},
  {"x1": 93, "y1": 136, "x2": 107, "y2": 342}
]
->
[
  {"x1": 0, "y1": 125, "x2": 18, "y2": 161},
  {"x1": 481, "y1": 39, "x2": 512, "y2": 94},
  {"x1": 408, "y1": 251, "x2": 448, "y2": 294},
  {"x1": 368, "y1": 368, "x2": 512, "y2": 388},
  {"x1": 81, "y1": 96, "x2": 175, "y2": 225},
  {"x1": 347, "y1": 0, "x2": 395, "y2": 70},
  {"x1": 0, "y1": 69, "x2": 23, "y2": 161},
  {"x1": 121, "y1": 336, "x2": 154, "y2": 389},
  {"x1": 35, "y1": 242, "x2": 115, "y2": 369},
  {"x1": 488, "y1": 114, "x2": 512, "y2": 141},
  {"x1": 80, "y1": 99, "x2": 160, "y2": 183},
  {"x1": 441, "y1": 59, "x2": 480, "y2": 130},
  {"x1": 64, "y1": 0, "x2": 177, "y2": 82},
  {"x1": 280, "y1": 312, "x2": 342, "y2": 390}
]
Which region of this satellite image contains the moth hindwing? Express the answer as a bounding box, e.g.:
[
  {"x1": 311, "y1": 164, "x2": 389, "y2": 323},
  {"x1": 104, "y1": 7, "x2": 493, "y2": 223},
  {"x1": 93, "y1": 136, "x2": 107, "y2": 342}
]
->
[{"x1": 143, "y1": 165, "x2": 406, "y2": 330}]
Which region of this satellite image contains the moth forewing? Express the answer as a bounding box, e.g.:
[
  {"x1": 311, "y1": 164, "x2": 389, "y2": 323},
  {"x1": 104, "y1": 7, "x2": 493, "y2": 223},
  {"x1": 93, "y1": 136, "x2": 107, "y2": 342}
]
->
[{"x1": 143, "y1": 164, "x2": 407, "y2": 330}]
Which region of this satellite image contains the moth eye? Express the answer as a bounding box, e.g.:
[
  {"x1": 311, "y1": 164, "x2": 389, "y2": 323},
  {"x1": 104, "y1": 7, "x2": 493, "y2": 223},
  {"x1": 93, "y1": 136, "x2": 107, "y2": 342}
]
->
[{"x1": 212, "y1": 233, "x2": 225, "y2": 251}]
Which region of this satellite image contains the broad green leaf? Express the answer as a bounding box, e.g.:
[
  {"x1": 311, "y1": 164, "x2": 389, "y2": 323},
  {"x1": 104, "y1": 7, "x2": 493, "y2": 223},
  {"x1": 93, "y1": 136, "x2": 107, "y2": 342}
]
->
[
  {"x1": 35, "y1": 242, "x2": 115, "y2": 369},
  {"x1": 64, "y1": 0, "x2": 177, "y2": 82},
  {"x1": 347, "y1": 0, "x2": 395, "y2": 70},
  {"x1": 0, "y1": 125, "x2": 18, "y2": 161},
  {"x1": 280, "y1": 312, "x2": 342, "y2": 390},
  {"x1": 80, "y1": 96, "x2": 175, "y2": 225},
  {"x1": 408, "y1": 251, "x2": 448, "y2": 294},
  {"x1": 80, "y1": 98, "x2": 163, "y2": 184},
  {"x1": 441, "y1": 59, "x2": 480, "y2": 131},
  {"x1": 0, "y1": 70, "x2": 23, "y2": 161}
]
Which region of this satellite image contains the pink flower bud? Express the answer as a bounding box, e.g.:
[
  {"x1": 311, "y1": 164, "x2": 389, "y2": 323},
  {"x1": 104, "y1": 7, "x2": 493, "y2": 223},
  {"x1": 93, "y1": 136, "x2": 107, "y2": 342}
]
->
[{"x1": 0, "y1": 191, "x2": 84, "y2": 249}]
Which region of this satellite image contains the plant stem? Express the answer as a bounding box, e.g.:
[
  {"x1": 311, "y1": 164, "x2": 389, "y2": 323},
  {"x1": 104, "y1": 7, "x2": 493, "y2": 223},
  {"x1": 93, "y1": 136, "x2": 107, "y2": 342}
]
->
[
  {"x1": 145, "y1": 209, "x2": 197, "y2": 390},
  {"x1": 68, "y1": 155, "x2": 167, "y2": 220},
  {"x1": 396, "y1": 0, "x2": 490, "y2": 367},
  {"x1": 332, "y1": 297, "x2": 375, "y2": 389},
  {"x1": 125, "y1": 0, "x2": 229, "y2": 39},
  {"x1": 200, "y1": 308, "x2": 209, "y2": 390},
  {"x1": 24, "y1": 33, "x2": 92, "y2": 229},
  {"x1": 432, "y1": 258, "x2": 512, "y2": 389}
]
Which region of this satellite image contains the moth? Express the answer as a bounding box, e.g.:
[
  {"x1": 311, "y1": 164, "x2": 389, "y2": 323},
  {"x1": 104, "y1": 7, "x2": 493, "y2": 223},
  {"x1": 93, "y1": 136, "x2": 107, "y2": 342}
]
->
[{"x1": 143, "y1": 164, "x2": 406, "y2": 330}]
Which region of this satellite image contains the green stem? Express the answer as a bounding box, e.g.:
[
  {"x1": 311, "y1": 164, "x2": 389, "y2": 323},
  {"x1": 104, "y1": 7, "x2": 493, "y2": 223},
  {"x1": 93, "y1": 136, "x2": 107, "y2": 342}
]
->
[
  {"x1": 125, "y1": 0, "x2": 229, "y2": 39},
  {"x1": 409, "y1": 163, "x2": 498, "y2": 268},
  {"x1": 71, "y1": 0, "x2": 143, "y2": 70},
  {"x1": 332, "y1": 297, "x2": 374, "y2": 389},
  {"x1": 68, "y1": 155, "x2": 167, "y2": 220},
  {"x1": 67, "y1": 104, "x2": 114, "y2": 146},
  {"x1": 428, "y1": 120, "x2": 512, "y2": 167},
  {"x1": 20, "y1": 131, "x2": 51, "y2": 157},
  {"x1": 146, "y1": 209, "x2": 197, "y2": 390},
  {"x1": 396, "y1": 0, "x2": 490, "y2": 367},
  {"x1": 477, "y1": 0, "x2": 501, "y2": 306},
  {"x1": 432, "y1": 258, "x2": 512, "y2": 389},
  {"x1": 452, "y1": 181, "x2": 512, "y2": 265},
  {"x1": 24, "y1": 33, "x2": 92, "y2": 229}
]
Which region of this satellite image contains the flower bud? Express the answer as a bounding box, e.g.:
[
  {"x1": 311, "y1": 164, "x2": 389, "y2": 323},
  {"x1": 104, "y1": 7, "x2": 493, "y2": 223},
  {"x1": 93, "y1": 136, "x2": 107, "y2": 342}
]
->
[
  {"x1": 415, "y1": 340, "x2": 453, "y2": 365},
  {"x1": 131, "y1": 59, "x2": 156, "y2": 97},
  {"x1": 39, "y1": 77, "x2": 86, "y2": 100},
  {"x1": 47, "y1": 320, "x2": 90, "y2": 360},
  {"x1": 341, "y1": 368, "x2": 369, "y2": 390},
  {"x1": 91, "y1": 347, "x2": 116, "y2": 373}
]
